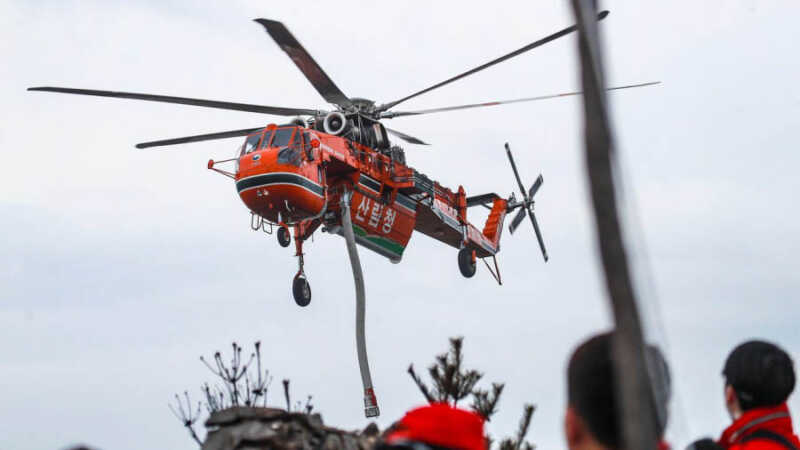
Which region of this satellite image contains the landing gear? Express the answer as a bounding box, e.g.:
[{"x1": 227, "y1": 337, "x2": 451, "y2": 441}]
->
[
  {"x1": 458, "y1": 247, "x2": 476, "y2": 278},
  {"x1": 292, "y1": 234, "x2": 311, "y2": 306},
  {"x1": 277, "y1": 226, "x2": 291, "y2": 247},
  {"x1": 292, "y1": 273, "x2": 311, "y2": 307}
]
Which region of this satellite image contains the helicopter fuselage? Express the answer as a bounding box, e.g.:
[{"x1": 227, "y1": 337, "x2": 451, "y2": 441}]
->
[{"x1": 228, "y1": 123, "x2": 509, "y2": 264}]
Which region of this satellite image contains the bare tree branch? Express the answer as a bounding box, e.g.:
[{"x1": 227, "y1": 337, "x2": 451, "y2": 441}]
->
[
  {"x1": 168, "y1": 391, "x2": 203, "y2": 447},
  {"x1": 471, "y1": 383, "x2": 505, "y2": 421},
  {"x1": 407, "y1": 364, "x2": 435, "y2": 403},
  {"x1": 282, "y1": 379, "x2": 291, "y2": 412}
]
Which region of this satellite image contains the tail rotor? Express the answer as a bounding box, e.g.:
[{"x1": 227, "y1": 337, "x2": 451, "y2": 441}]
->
[{"x1": 505, "y1": 143, "x2": 549, "y2": 262}]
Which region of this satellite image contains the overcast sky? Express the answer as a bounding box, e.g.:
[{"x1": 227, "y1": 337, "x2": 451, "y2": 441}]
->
[{"x1": 2, "y1": 1, "x2": 799, "y2": 449}]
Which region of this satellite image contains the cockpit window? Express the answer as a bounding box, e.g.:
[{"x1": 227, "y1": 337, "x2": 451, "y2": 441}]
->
[
  {"x1": 303, "y1": 132, "x2": 315, "y2": 161},
  {"x1": 261, "y1": 129, "x2": 274, "y2": 148},
  {"x1": 243, "y1": 132, "x2": 262, "y2": 154},
  {"x1": 278, "y1": 146, "x2": 302, "y2": 166},
  {"x1": 277, "y1": 128, "x2": 302, "y2": 166},
  {"x1": 271, "y1": 128, "x2": 294, "y2": 148}
]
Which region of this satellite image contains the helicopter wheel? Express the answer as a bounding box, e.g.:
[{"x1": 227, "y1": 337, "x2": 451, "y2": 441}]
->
[
  {"x1": 458, "y1": 248, "x2": 477, "y2": 278},
  {"x1": 277, "y1": 226, "x2": 291, "y2": 248},
  {"x1": 292, "y1": 274, "x2": 311, "y2": 307}
]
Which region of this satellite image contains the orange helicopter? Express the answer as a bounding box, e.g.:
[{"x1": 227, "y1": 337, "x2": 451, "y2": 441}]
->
[{"x1": 28, "y1": 12, "x2": 656, "y2": 306}]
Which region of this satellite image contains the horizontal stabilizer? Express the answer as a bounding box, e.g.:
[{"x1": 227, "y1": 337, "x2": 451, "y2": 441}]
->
[{"x1": 466, "y1": 192, "x2": 500, "y2": 207}]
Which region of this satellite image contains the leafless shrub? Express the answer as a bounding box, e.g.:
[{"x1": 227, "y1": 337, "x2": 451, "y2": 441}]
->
[{"x1": 170, "y1": 341, "x2": 310, "y2": 447}]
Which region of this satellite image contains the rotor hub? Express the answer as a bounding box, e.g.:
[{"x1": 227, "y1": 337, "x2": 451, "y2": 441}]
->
[{"x1": 348, "y1": 97, "x2": 377, "y2": 114}]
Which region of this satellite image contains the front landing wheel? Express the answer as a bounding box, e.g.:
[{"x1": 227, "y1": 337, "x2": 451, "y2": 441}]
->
[
  {"x1": 277, "y1": 226, "x2": 291, "y2": 248},
  {"x1": 292, "y1": 274, "x2": 311, "y2": 307},
  {"x1": 458, "y1": 248, "x2": 476, "y2": 278}
]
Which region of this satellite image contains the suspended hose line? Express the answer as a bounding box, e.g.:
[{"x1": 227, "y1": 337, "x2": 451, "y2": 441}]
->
[{"x1": 340, "y1": 190, "x2": 380, "y2": 418}]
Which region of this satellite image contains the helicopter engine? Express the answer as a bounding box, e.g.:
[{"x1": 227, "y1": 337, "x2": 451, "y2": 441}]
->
[{"x1": 323, "y1": 111, "x2": 347, "y2": 135}]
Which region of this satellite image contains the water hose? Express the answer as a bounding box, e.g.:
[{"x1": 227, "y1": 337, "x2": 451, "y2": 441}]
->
[{"x1": 340, "y1": 190, "x2": 379, "y2": 418}]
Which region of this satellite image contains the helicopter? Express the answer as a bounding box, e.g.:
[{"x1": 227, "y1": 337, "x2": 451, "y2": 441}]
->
[{"x1": 28, "y1": 11, "x2": 657, "y2": 307}]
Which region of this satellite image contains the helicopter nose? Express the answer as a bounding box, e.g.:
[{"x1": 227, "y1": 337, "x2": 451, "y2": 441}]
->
[{"x1": 236, "y1": 168, "x2": 325, "y2": 222}]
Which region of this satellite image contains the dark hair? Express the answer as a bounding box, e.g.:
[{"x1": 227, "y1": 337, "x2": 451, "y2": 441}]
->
[
  {"x1": 567, "y1": 332, "x2": 671, "y2": 448},
  {"x1": 723, "y1": 340, "x2": 795, "y2": 410}
]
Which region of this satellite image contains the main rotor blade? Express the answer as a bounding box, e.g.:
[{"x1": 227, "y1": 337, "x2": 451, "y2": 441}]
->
[
  {"x1": 509, "y1": 207, "x2": 527, "y2": 234},
  {"x1": 527, "y1": 208, "x2": 549, "y2": 262},
  {"x1": 505, "y1": 143, "x2": 528, "y2": 201},
  {"x1": 136, "y1": 127, "x2": 263, "y2": 149},
  {"x1": 254, "y1": 19, "x2": 352, "y2": 109},
  {"x1": 380, "y1": 81, "x2": 659, "y2": 118},
  {"x1": 27, "y1": 87, "x2": 318, "y2": 116},
  {"x1": 528, "y1": 174, "x2": 544, "y2": 198},
  {"x1": 377, "y1": 10, "x2": 609, "y2": 113},
  {"x1": 385, "y1": 127, "x2": 430, "y2": 145}
]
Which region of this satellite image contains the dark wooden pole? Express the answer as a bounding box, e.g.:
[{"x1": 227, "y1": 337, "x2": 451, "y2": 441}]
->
[{"x1": 570, "y1": 1, "x2": 660, "y2": 448}]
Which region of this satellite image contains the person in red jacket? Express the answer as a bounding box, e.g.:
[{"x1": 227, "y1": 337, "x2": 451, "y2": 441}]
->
[
  {"x1": 689, "y1": 340, "x2": 799, "y2": 450},
  {"x1": 379, "y1": 403, "x2": 486, "y2": 450}
]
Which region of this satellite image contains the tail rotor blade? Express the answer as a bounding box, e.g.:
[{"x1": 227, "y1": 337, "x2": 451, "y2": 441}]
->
[
  {"x1": 505, "y1": 143, "x2": 528, "y2": 200},
  {"x1": 508, "y1": 207, "x2": 527, "y2": 234},
  {"x1": 528, "y1": 174, "x2": 544, "y2": 198},
  {"x1": 527, "y1": 207, "x2": 549, "y2": 262}
]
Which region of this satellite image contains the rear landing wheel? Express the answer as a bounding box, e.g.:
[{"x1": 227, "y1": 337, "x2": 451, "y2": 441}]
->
[
  {"x1": 458, "y1": 248, "x2": 476, "y2": 278},
  {"x1": 277, "y1": 226, "x2": 291, "y2": 248},
  {"x1": 292, "y1": 274, "x2": 311, "y2": 307}
]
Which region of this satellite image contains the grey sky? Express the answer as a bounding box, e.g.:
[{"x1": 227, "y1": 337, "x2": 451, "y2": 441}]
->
[{"x1": 2, "y1": 1, "x2": 799, "y2": 449}]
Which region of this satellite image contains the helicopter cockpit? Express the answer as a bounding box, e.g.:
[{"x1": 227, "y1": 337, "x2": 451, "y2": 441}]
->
[{"x1": 239, "y1": 126, "x2": 310, "y2": 167}]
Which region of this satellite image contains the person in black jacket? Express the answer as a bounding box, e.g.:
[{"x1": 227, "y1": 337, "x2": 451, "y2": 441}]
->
[{"x1": 565, "y1": 331, "x2": 672, "y2": 450}]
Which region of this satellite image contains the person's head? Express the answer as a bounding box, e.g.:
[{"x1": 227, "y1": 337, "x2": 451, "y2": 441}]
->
[
  {"x1": 380, "y1": 403, "x2": 486, "y2": 450},
  {"x1": 564, "y1": 332, "x2": 671, "y2": 450},
  {"x1": 722, "y1": 340, "x2": 795, "y2": 419}
]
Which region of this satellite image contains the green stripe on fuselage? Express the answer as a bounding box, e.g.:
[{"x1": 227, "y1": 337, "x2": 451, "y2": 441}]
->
[{"x1": 353, "y1": 224, "x2": 405, "y2": 256}]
